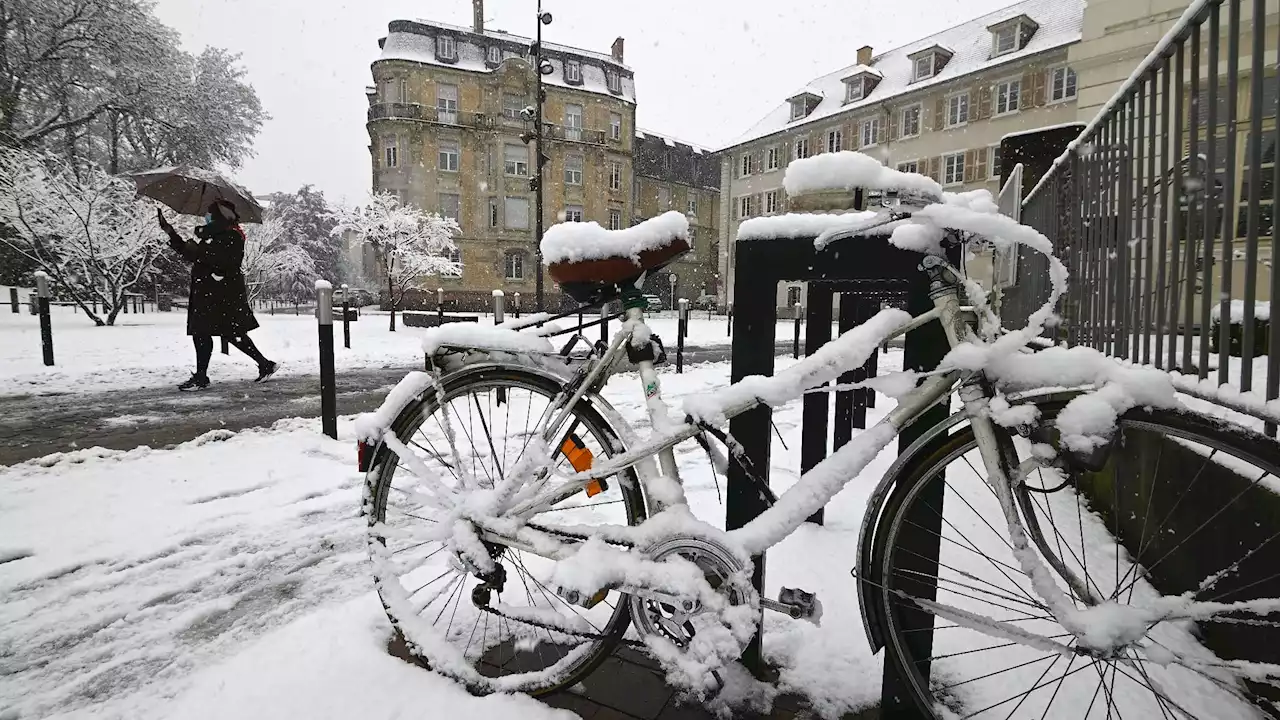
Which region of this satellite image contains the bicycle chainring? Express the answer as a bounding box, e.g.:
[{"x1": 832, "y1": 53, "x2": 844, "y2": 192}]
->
[{"x1": 628, "y1": 534, "x2": 755, "y2": 646}]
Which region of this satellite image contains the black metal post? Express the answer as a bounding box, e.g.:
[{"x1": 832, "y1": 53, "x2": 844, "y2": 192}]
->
[
  {"x1": 317, "y1": 281, "x2": 338, "y2": 440},
  {"x1": 9, "y1": 287, "x2": 17, "y2": 313},
  {"x1": 727, "y1": 304, "x2": 732, "y2": 336},
  {"x1": 802, "y1": 286, "x2": 833, "y2": 526},
  {"x1": 493, "y1": 290, "x2": 505, "y2": 325},
  {"x1": 532, "y1": 2, "x2": 548, "y2": 311},
  {"x1": 437, "y1": 287, "x2": 444, "y2": 326},
  {"x1": 221, "y1": 337, "x2": 230, "y2": 355},
  {"x1": 792, "y1": 302, "x2": 801, "y2": 359},
  {"x1": 676, "y1": 298, "x2": 687, "y2": 373},
  {"x1": 34, "y1": 271, "x2": 53, "y2": 366},
  {"x1": 600, "y1": 303, "x2": 608, "y2": 344},
  {"x1": 341, "y1": 284, "x2": 351, "y2": 349}
]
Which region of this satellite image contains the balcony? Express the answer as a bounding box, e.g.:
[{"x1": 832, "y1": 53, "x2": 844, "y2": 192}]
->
[
  {"x1": 543, "y1": 123, "x2": 607, "y2": 146},
  {"x1": 367, "y1": 103, "x2": 492, "y2": 129}
]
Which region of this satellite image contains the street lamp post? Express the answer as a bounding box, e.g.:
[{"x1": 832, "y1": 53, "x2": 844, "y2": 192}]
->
[
  {"x1": 525, "y1": 3, "x2": 554, "y2": 311},
  {"x1": 668, "y1": 272, "x2": 678, "y2": 311}
]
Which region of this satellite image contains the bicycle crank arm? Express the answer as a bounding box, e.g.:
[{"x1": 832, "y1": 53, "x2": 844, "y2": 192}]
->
[{"x1": 762, "y1": 587, "x2": 823, "y2": 624}]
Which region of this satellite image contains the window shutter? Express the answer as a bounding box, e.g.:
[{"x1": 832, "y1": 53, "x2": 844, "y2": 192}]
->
[
  {"x1": 755, "y1": 193, "x2": 763, "y2": 218},
  {"x1": 975, "y1": 148, "x2": 989, "y2": 181},
  {"x1": 1032, "y1": 70, "x2": 1047, "y2": 107},
  {"x1": 850, "y1": 121, "x2": 862, "y2": 150},
  {"x1": 927, "y1": 156, "x2": 941, "y2": 182},
  {"x1": 754, "y1": 150, "x2": 765, "y2": 173},
  {"x1": 964, "y1": 149, "x2": 978, "y2": 183},
  {"x1": 888, "y1": 111, "x2": 899, "y2": 142},
  {"x1": 732, "y1": 197, "x2": 739, "y2": 221},
  {"x1": 934, "y1": 96, "x2": 946, "y2": 131},
  {"x1": 975, "y1": 85, "x2": 992, "y2": 120},
  {"x1": 779, "y1": 188, "x2": 788, "y2": 212},
  {"x1": 876, "y1": 119, "x2": 886, "y2": 145}
]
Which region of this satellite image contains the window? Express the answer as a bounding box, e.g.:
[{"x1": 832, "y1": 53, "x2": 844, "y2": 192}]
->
[
  {"x1": 608, "y1": 162, "x2": 622, "y2": 190},
  {"x1": 565, "y1": 60, "x2": 581, "y2": 83},
  {"x1": 503, "y1": 197, "x2": 529, "y2": 229},
  {"x1": 436, "y1": 84, "x2": 458, "y2": 124},
  {"x1": 795, "y1": 138, "x2": 810, "y2": 159},
  {"x1": 657, "y1": 186, "x2": 671, "y2": 209},
  {"x1": 790, "y1": 100, "x2": 806, "y2": 120},
  {"x1": 610, "y1": 112, "x2": 621, "y2": 140},
  {"x1": 827, "y1": 128, "x2": 843, "y2": 153},
  {"x1": 564, "y1": 154, "x2": 583, "y2": 185},
  {"x1": 488, "y1": 198, "x2": 499, "y2": 228},
  {"x1": 995, "y1": 79, "x2": 1021, "y2": 115},
  {"x1": 436, "y1": 35, "x2": 456, "y2": 60},
  {"x1": 787, "y1": 286, "x2": 802, "y2": 306},
  {"x1": 382, "y1": 135, "x2": 398, "y2": 168},
  {"x1": 989, "y1": 146, "x2": 1002, "y2": 179},
  {"x1": 993, "y1": 26, "x2": 1017, "y2": 56},
  {"x1": 564, "y1": 205, "x2": 583, "y2": 222},
  {"x1": 897, "y1": 160, "x2": 919, "y2": 174},
  {"x1": 505, "y1": 251, "x2": 524, "y2": 280},
  {"x1": 860, "y1": 118, "x2": 880, "y2": 147},
  {"x1": 845, "y1": 79, "x2": 864, "y2": 102},
  {"x1": 439, "y1": 193, "x2": 460, "y2": 223},
  {"x1": 438, "y1": 140, "x2": 459, "y2": 172},
  {"x1": 446, "y1": 247, "x2": 462, "y2": 274},
  {"x1": 1051, "y1": 67, "x2": 1078, "y2": 102},
  {"x1": 487, "y1": 45, "x2": 502, "y2": 65},
  {"x1": 503, "y1": 94, "x2": 525, "y2": 121},
  {"x1": 608, "y1": 209, "x2": 622, "y2": 230},
  {"x1": 503, "y1": 144, "x2": 528, "y2": 176},
  {"x1": 565, "y1": 104, "x2": 583, "y2": 142},
  {"x1": 900, "y1": 105, "x2": 921, "y2": 138},
  {"x1": 739, "y1": 153, "x2": 754, "y2": 177},
  {"x1": 766, "y1": 146, "x2": 780, "y2": 171},
  {"x1": 606, "y1": 70, "x2": 621, "y2": 93},
  {"x1": 946, "y1": 93, "x2": 969, "y2": 127},
  {"x1": 765, "y1": 190, "x2": 779, "y2": 214},
  {"x1": 737, "y1": 195, "x2": 753, "y2": 219},
  {"x1": 943, "y1": 152, "x2": 965, "y2": 186},
  {"x1": 913, "y1": 54, "x2": 934, "y2": 81},
  {"x1": 687, "y1": 198, "x2": 697, "y2": 216}
]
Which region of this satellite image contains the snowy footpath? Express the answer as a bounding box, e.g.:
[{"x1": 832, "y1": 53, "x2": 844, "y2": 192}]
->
[{"x1": 0, "y1": 355, "x2": 901, "y2": 719}]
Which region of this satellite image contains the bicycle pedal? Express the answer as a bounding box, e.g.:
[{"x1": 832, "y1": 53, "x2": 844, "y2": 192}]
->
[
  {"x1": 555, "y1": 586, "x2": 609, "y2": 609},
  {"x1": 777, "y1": 587, "x2": 824, "y2": 625}
]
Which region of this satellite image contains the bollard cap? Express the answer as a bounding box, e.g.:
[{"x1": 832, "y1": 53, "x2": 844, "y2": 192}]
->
[
  {"x1": 341, "y1": 283, "x2": 349, "y2": 289},
  {"x1": 33, "y1": 270, "x2": 48, "y2": 278},
  {"x1": 315, "y1": 279, "x2": 333, "y2": 291},
  {"x1": 492, "y1": 289, "x2": 504, "y2": 297}
]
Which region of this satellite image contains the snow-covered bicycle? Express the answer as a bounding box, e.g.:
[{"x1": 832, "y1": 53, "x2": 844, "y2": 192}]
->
[{"x1": 357, "y1": 156, "x2": 1280, "y2": 718}]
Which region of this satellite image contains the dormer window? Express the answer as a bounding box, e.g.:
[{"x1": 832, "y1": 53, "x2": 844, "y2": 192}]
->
[
  {"x1": 907, "y1": 45, "x2": 953, "y2": 83},
  {"x1": 787, "y1": 89, "x2": 823, "y2": 121},
  {"x1": 606, "y1": 70, "x2": 621, "y2": 94},
  {"x1": 486, "y1": 45, "x2": 502, "y2": 66},
  {"x1": 845, "y1": 78, "x2": 864, "y2": 102},
  {"x1": 565, "y1": 60, "x2": 582, "y2": 84},
  {"x1": 436, "y1": 35, "x2": 456, "y2": 62},
  {"x1": 841, "y1": 68, "x2": 881, "y2": 104},
  {"x1": 989, "y1": 15, "x2": 1039, "y2": 57}
]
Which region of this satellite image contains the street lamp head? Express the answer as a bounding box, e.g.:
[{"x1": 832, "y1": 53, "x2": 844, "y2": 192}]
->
[
  {"x1": 538, "y1": 60, "x2": 554, "y2": 76},
  {"x1": 520, "y1": 106, "x2": 536, "y2": 121},
  {"x1": 539, "y1": 11, "x2": 553, "y2": 24}
]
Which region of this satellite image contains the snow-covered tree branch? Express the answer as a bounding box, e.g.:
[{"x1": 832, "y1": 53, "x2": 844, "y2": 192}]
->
[
  {"x1": 328, "y1": 193, "x2": 460, "y2": 331},
  {"x1": 0, "y1": 147, "x2": 166, "y2": 325}
]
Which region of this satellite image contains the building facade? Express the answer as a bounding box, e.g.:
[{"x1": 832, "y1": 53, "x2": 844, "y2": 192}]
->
[
  {"x1": 367, "y1": 13, "x2": 637, "y2": 311},
  {"x1": 716, "y1": 0, "x2": 1086, "y2": 311},
  {"x1": 632, "y1": 130, "x2": 722, "y2": 305}
]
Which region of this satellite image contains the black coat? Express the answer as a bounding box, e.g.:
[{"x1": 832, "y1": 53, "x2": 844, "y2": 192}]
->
[{"x1": 166, "y1": 224, "x2": 259, "y2": 337}]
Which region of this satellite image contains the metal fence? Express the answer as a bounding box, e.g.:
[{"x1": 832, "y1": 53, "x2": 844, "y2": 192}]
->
[{"x1": 1020, "y1": 0, "x2": 1279, "y2": 399}]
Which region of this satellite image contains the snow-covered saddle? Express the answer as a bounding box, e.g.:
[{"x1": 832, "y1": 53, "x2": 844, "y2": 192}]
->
[{"x1": 539, "y1": 211, "x2": 691, "y2": 305}]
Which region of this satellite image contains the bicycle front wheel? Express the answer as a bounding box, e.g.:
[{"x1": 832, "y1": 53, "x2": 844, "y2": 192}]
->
[
  {"x1": 873, "y1": 404, "x2": 1280, "y2": 719},
  {"x1": 364, "y1": 365, "x2": 646, "y2": 695}
]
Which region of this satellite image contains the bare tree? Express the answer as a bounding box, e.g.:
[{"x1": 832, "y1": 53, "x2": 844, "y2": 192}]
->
[
  {"x1": 328, "y1": 193, "x2": 460, "y2": 331},
  {"x1": 0, "y1": 148, "x2": 165, "y2": 325}
]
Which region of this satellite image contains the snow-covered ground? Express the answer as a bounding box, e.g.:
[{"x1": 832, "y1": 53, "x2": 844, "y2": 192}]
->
[
  {"x1": 0, "y1": 357, "x2": 895, "y2": 719},
  {"x1": 0, "y1": 304, "x2": 792, "y2": 398}
]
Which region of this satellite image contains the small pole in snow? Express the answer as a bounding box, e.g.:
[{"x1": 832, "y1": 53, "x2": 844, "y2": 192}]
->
[
  {"x1": 600, "y1": 302, "x2": 608, "y2": 344},
  {"x1": 727, "y1": 304, "x2": 733, "y2": 337},
  {"x1": 316, "y1": 280, "x2": 337, "y2": 440},
  {"x1": 677, "y1": 298, "x2": 688, "y2": 374},
  {"x1": 221, "y1": 336, "x2": 230, "y2": 355},
  {"x1": 793, "y1": 302, "x2": 802, "y2": 359},
  {"x1": 492, "y1": 289, "x2": 505, "y2": 325},
  {"x1": 8, "y1": 287, "x2": 18, "y2": 314},
  {"x1": 437, "y1": 287, "x2": 444, "y2": 326},
  {"x1": 34, "y1": 271, "x2": 53, "y2": 366},
  {"x1": 513, "y1": 292, "x2": 521, "y2": 319},
  {"x1": 341, "y1": 283, "x2": 351, "y2": 349}
]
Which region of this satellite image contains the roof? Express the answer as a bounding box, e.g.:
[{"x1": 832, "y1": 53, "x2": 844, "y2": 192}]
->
[
  {"x1": 377, "y1": 20, "x2": 635, "y2": 104},
  {"x1": 636, "y1": 128, "x2": 713, "y2": 155},
  {"x1": 633, "y1": 131, "x2": 719, "y2": 189},
  {"x1": 725, "y1": 0, "x2": 1084, "y2": 150}
]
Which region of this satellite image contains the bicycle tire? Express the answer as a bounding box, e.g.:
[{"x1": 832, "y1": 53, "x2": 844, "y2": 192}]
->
[
  {"x1": 364, "y1": 364, "x2": 646, "y2": 696},
  {"x1": 873, "y1": 403, "x2": 1280, "y2": 718}
]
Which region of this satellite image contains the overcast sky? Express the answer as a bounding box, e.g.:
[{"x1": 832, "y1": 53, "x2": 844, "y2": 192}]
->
[{"x1": 152, "y1": 0, "x2": 1016, "y2": 204}]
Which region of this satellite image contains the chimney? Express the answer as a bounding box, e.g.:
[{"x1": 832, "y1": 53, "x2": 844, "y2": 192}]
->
[
  {"x1": 611, "y1": 37, "x2": 625, "y2": 63},
  {"x1": 472, "y1": 0, "x2": 484, "y2": 33},
  {"x1": 856, "y1": 45, "x2": 873, "y2": 66}
]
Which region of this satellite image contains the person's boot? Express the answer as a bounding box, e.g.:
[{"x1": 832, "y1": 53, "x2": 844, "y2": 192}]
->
[
  {"x1": 254, "y1": 361, "x2": 279, "y2": 383},
  {"x1": 178, "y1": 374, "x2": 210, "y2": 391}
]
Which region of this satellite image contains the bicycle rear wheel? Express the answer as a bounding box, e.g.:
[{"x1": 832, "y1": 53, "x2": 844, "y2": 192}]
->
[
  {"x1": 873, "y1": 404, "x2": 1280, "y2": 719},
  {"x1": 364, "y1": 365, "x2": 646, "y2": 695}
]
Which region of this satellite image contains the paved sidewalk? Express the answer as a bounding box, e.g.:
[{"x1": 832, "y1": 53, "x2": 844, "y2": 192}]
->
[{"x1": 0, "y1": 342, "x2": 791, "y2": 465}]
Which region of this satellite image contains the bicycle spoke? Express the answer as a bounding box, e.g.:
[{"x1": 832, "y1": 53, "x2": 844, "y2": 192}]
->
[
  {"x1": 957, "y1": 654, "x2": 1099, "y2": 719},
  {"x1": 1037, "y1": 652, "x2": 1080, "y2": 720},
  {"x1": 901, "y1": 516, "x2": 1032, "y2": 581},
  {"x1": 921, "y1": 494, "x2": 1044, "y2": 607},
  {"x1": 891, "y1": 554, "x2": 1049, "y2": 616},
  {"x1": 473, "y1": 392, "x2": 505, "y2": 481}
]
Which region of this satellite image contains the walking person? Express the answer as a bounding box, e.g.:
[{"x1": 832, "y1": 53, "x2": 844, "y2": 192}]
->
[{"x1": 158, "y1": 200, "x2": 278, "y2": 390}]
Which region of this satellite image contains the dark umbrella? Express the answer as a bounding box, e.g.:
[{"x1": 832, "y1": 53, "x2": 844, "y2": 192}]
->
[{"x1": 127, "y1": 165, "x2": 264, "y2": 224}]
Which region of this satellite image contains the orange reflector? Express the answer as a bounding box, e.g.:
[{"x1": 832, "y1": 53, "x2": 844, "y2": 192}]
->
[
  {"x1": 585, "y1": 479, "x2": 606, "y2": 497},
  {"x1": 561, "y1": 434, "x2": 607, "y2": 498}
]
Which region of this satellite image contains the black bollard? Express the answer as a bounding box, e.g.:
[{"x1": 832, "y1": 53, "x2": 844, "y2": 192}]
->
[
  {"x1": 34, "y1": 272, "x2": 54, "y2": 366},
  {"x1": 600, "y1": 303, "x2": 608, "y2": 344},
  {"x1": 437, "y1": 288, "x2": 444, "y2": 326},
  {"x1": 514, "y1": 292, "x2": 521, "y2": 319},
  {"x1": 677, "y1": 298, "x2": 688, "y2": 373},
  {"x1": 341, "y1": 284, "x2": 351, "y2": 349},
  {"x1": 122, "y1": 295, "x2": 129, "y2": 314},
  {"x1": 492, "y1": 290, "x2": 505, "y2": 325},
  {"x1": 9, "y1": 287, "x2": 18, "y2": 313},
  {"x1": 727, "y1": 305, "x2": 733, "y2": 337},
  {"x1": 793, "y1": 302, "x2": 802, "y2": 359},
  {"x1": 316, "y1": 281, "x2": 338, "y2": 439}
]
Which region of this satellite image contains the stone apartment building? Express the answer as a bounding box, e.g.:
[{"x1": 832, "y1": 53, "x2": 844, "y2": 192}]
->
[
  {"x1": 366, "y1": 5, "x2": 720, "y2": 312},
  {"x1": 716, "y1": 0, "x2": 1086, "y2": 311}
]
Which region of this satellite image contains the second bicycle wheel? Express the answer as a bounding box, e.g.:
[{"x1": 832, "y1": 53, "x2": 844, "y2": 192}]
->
[
  {"x1": 364, "y1": 365, "x2": 647, "y2": 695},
  {"x1": 873, "y1": 403, "x2": 1280, "y2": 719}
]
